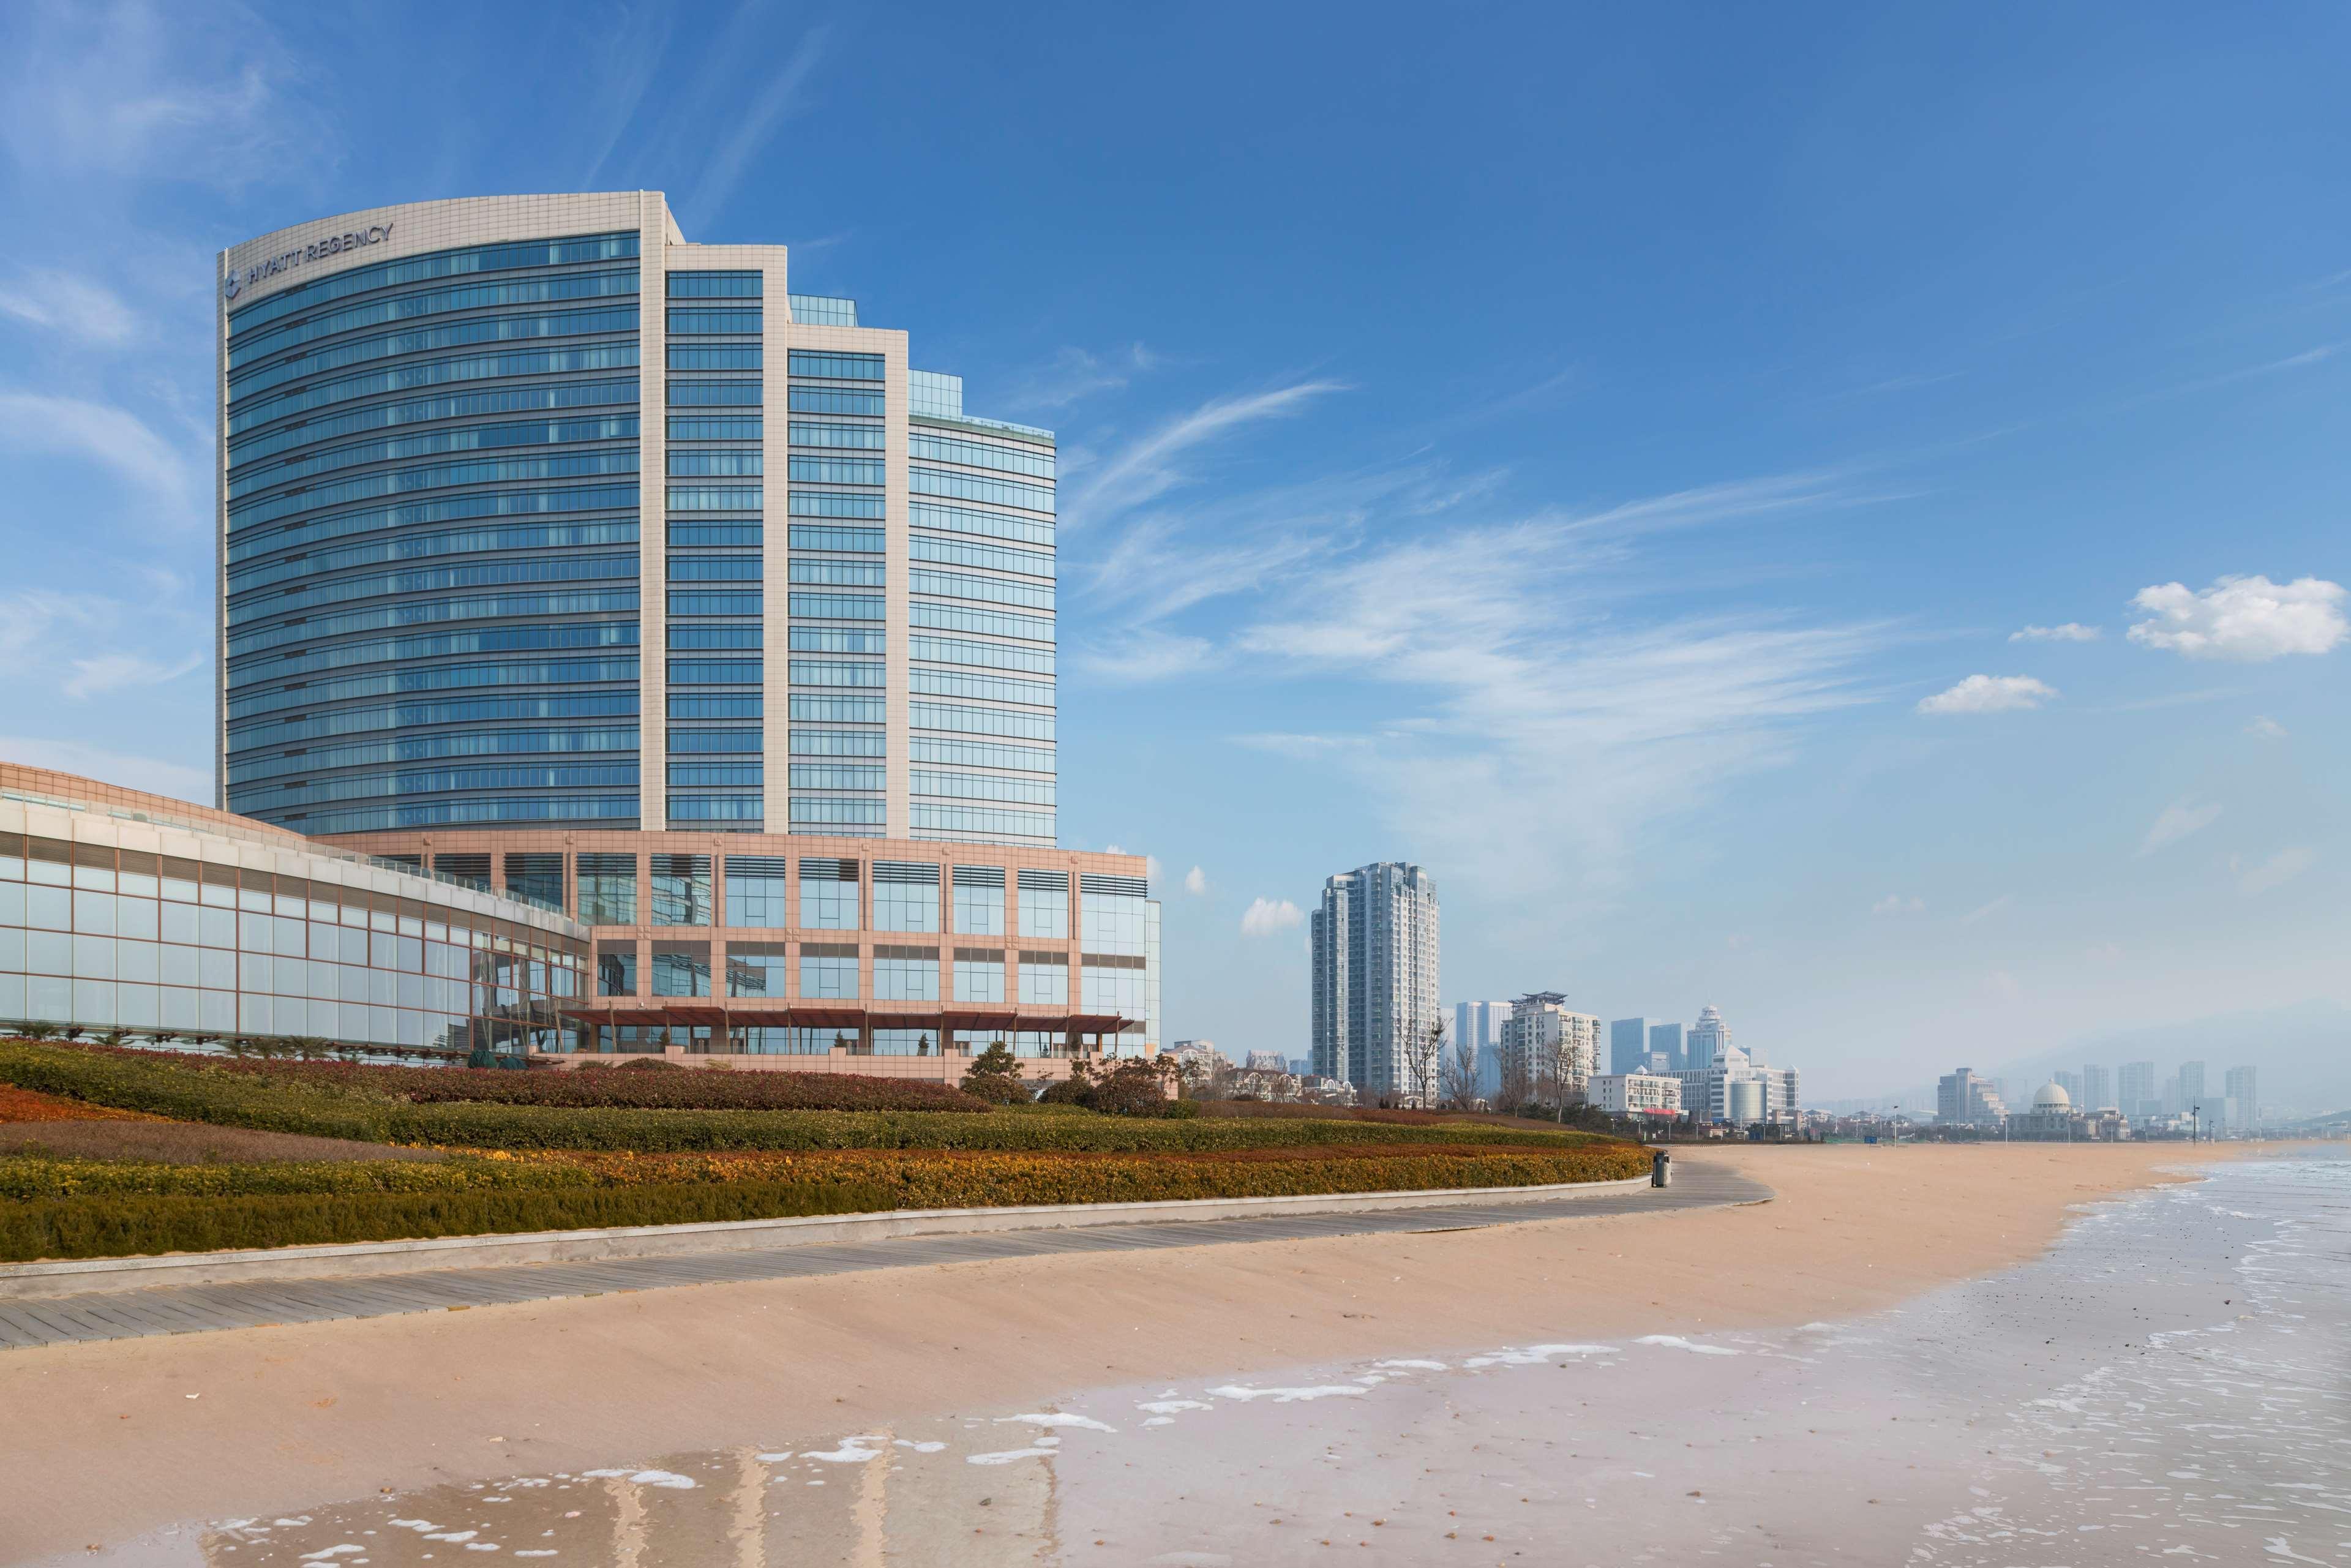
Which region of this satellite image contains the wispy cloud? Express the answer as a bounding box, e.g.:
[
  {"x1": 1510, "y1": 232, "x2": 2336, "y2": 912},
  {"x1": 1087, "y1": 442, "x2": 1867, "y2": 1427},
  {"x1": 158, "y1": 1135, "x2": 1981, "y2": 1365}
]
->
[
  {"x1": 1183, "y1": 866, "x2": 1207, "y2": 896},
  {"x1": 1060, "y1": 380, "x2": 1346, "y2": 528},
  {"x1": 1916, "y1": 674, "x2": 2058, "y2": 715},
  {"x1": 1871, "y1": 895, "x2": 1925, "y2": 916},
  {"x1": 62, "y1": 651, "x2": 201, "y2": 699},
  {"x1": 0, "y1": 590, "x2": 206, "y2": 702},
  {"x1": 0, "y1": 0, "x2": 324, "y2": 188},
  {"x1": 675, "y1": 24, "x2": 827, "y2": 233},
  {"x1": 0, "y1": 391, "x2": 204, "y2": 526},
  {"x1": 577, "y1": 2, "x2": 681, "y2": 189},
  {"x1": 2137, "y1": 798, "x2": 2222, "y2": 858},
  {"x1": 2128, "y1": 575, "x2": 2347, "y2": 661},
  {"x1": 1011, "y1": 343, "x2": 1161, "y2": 411},
  {"x1": 1073, "y1": 629, "x2": 1218, "y2": 684},
  {"x1": 2245, "y1": 715, "x2": 2289, "y2": 741},
  {"x1": 0, "y1": 272, "x2": 138, "y2": 345},
  {"x1": 1960, "y1": 895, "x2": 2011, "y2": 926},
  {"x1": 1215, "y1": 469, "x2": 1893, "y2": 896},
  {"x1": 2009, "y1": 622, "x2": 2099, "y2": 643},
  {"x1": 2235, "y1": 847, "x2": 2314, "y2": 896}
]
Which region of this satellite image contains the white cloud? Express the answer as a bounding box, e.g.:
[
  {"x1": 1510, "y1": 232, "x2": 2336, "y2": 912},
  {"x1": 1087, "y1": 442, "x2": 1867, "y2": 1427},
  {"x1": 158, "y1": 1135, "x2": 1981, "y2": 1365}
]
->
[
  {"x1": 1183, "y1": 866, "x2": 1207, "y2": 896},
  {"x1": 2234, "y1": 847, "x2": 2314, "y2": 896},
  {"x1": 2009, "y1": 622, "x2": 2100, "y2": 642},
  {"x1": 675, "y1": 26, "x2": 825, "y2": 233},
  {"x1": 1012, "y1": 343, "x2": 1160, "y2": 410},
  {"x1": 1060, "y1": 381, "x2": 1346, "y2": 528},
  {"x1": 0, "y1": 735, "x2": 209, "y2": 803},
  {"x1": 2137, "y1": 798, "x2": 2222, "y2": 858},
  {"x1": 2127, "y1": 575, "x2": 2348, "y2": 661},
  {"x1": 1916, "y1": 675, "x2": 2058, "y2": 715},
  {"x1": 0, "y1": 391, "x2": 203, "y2": 525},
  {"x1": 62, "y1": 651, "x2": 201, "y2": 699},
  {"x1": 2245, "y1": 715, "x2": 2289, "y2": 740},
  {"x1": 1960, "y1": 895, "x2": 2011, "y2": 926},
  {"x1": 1871, "y1": 895, "x2": 1924, "y2": 916},
  {"x1": 1240, "y1": 898, "x2": 1303, "y2": 937},
  {"x1": 1145, "y1": 855, "x2": 1163, "y2": 885},
  {"x1": 0, "y1": 0, "x2": 323, "y2": 186},
  {"x1": 1073, "y1": 629, "x2": 1218, "y2": 683},
  {"x1": 0, "y1": 272, "x2": 138, "y2": 345}
]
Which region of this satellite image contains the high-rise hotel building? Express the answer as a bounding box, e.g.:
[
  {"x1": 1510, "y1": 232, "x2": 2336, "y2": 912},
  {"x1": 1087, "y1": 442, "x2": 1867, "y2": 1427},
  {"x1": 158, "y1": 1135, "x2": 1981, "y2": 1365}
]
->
[
  {"x1": 1309, "y1": 861, "x2": 1439, "y2": 1099},
  {"x1": 216, "y1": 193, "x2": 1155, "y2": 1071}
]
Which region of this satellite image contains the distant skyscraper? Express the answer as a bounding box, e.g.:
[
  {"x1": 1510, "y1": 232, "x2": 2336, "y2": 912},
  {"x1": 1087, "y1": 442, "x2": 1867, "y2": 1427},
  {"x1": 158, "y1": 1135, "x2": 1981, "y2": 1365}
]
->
[
  {"x1": 2224, "y1": 1065, "x2": 2257, "y2": 1131},
  {"x1": 1937, "y1": 1067, "x2": 2006, "y2": 1126},
  {"x1": 1453, "y1": 999, "x2": 1512, "y2": 1099},
  {"x1": 1649, "y1": 1021, "x2": 1685, "y2": 1072},
  {"x1": 1243, "y1": 1051, "x2": 1288, "y2": 1073},
  {"x1": 2177, "y1": 1060, "x2": 2207, "y2": 1111},
  {"x1": 1310, "y1": 862, "x2": 1440, "y2": 1098},
  {"x1": 2118, "y1": 1060, "x2": 2157, "y2": 1120},
  {"x1": 2053, "y1": 1070, "x2": 2082, "y2": 1102},
  {"x1": 1610, "y1": 1018, "x2": 1661, "y2": 1075},
  {"x1": 2082, "y1": 1063, "x2": 2111, "y2": 1111},
  {"x1": 1687, "y1": 1005, "x2": 1730, "y2": 1072}
]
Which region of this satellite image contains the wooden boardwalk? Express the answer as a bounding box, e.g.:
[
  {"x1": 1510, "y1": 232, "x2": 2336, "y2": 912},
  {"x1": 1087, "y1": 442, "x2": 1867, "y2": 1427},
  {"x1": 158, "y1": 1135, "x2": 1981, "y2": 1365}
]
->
[{"x1": 0, "y1": 1164, "x2": 1767, "y2": 1351}]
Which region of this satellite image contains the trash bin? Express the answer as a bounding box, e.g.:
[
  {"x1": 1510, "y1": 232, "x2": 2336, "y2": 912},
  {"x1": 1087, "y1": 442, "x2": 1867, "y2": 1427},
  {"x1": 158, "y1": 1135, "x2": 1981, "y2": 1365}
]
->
[{"x1": 1651, "y1": 1150, "x2": 1673, "y2": 1188}]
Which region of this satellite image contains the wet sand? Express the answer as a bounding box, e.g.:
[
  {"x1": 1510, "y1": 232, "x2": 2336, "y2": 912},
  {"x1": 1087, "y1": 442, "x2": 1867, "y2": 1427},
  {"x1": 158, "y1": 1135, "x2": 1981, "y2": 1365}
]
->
[{"x1": 0, "y1": 1141, "x2": 2255, "y2": 1561}]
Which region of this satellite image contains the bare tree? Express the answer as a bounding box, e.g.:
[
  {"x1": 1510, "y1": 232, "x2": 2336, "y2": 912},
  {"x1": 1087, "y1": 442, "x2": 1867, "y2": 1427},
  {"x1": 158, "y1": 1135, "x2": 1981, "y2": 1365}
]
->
[
  {"x1": 1439, "y1": 1029, "x2": 1480, "y2": 1108},
  {"x1": 1400, "y1": 1017, "x2": 1445, "y2": 1109}
]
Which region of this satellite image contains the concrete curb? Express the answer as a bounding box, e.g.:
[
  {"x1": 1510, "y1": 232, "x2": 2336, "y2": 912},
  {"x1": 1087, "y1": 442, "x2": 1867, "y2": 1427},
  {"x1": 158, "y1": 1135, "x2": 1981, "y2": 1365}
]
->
[{"x1": 0, "y1": 1173, "x2": 1655, "y2": 1300}]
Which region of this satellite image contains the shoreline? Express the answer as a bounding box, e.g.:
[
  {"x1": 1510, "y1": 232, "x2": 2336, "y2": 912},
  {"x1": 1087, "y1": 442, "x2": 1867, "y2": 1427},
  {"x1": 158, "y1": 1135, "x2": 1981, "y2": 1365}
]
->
[{"x1": 0, "y1": 1141, "x2": 2273, "y2": 1561}]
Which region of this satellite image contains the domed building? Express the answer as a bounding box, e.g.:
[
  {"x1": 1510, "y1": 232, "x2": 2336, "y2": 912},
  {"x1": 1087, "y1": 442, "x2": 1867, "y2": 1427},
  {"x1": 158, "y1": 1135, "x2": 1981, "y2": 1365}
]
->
[{"x1": 2008, "y1": 1079, "x2": 2083, "y2": 1140}]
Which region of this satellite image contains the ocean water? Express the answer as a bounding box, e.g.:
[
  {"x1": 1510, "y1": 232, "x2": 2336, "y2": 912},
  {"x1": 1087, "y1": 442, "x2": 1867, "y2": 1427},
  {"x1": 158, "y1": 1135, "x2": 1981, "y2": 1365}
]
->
[{"x1": 60, "y1": 1152, "x2": 2351, "y2": 1566}]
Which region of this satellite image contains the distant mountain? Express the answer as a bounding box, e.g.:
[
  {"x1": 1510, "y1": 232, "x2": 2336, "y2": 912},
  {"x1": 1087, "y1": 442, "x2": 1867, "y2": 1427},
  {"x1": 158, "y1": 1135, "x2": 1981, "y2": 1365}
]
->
[{"x1": 1996, "y1": 999, "x2": 2351, "y2": 1118}]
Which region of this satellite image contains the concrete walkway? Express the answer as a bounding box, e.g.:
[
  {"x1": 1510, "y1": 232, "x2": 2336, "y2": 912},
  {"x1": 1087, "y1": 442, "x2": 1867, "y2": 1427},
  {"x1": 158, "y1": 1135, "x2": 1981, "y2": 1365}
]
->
[{"x1": 0, "y1": 1162, "x2": 1768, "y2": 1351}]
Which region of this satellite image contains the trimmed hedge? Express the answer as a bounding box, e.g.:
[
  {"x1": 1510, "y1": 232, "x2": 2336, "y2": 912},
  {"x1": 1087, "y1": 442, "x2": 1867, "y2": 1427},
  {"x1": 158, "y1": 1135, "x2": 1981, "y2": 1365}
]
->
[
  {"x1": 1, "y1": 1180, "x2": 896, "y2": 1262},
  {"x1": 0, "y1": 1041, "x2": 1635, "y2": 1157},
  {"x1": 0, "y1": 1139, "x2": 1652, "y2": 1261},
  {"x1": 59, "y1": 1045, "x2": 987, "y2": 1112}
]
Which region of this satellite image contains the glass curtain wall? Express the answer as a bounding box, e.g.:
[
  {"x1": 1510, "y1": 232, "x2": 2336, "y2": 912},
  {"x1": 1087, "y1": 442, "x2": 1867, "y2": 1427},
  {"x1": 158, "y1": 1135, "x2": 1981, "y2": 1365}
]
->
[{"x1": 223, "y1": 232, "x2": 647, "y2": 835}]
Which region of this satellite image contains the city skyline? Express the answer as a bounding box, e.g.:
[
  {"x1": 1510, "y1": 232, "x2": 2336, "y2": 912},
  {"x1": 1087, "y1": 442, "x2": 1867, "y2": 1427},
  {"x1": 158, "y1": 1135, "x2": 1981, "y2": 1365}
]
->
[{"x1": 0, "y1": 4, "x2": 2345, "y2": 1098}]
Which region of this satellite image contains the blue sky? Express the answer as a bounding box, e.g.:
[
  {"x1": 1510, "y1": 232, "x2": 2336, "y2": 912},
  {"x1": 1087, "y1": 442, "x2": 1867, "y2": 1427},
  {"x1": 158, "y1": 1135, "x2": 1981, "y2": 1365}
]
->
[{"x1": 0, "y1": 1, "x2": 2344, "y2": 1097}]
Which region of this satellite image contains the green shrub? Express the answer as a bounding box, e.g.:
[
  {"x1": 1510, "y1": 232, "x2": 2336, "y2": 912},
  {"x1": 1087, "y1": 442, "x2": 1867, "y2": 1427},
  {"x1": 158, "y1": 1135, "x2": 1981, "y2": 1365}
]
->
[
  {"x1": 958, "y1": 1042, "x2": 1032, "y2": 1105},
  {"x1": 0, "y1": 1040, "x2": 1637, "y2": 1157},
  {"x1": 0, "y1": 1180, "x2": 898, "y2": 1262}
]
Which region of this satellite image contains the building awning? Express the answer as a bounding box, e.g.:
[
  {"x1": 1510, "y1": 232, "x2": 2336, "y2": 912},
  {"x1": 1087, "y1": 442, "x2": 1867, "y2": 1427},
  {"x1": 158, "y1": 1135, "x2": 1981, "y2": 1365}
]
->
[{"x1": 555, "y1": 1002, "x2": 1136, "y2": 1035}]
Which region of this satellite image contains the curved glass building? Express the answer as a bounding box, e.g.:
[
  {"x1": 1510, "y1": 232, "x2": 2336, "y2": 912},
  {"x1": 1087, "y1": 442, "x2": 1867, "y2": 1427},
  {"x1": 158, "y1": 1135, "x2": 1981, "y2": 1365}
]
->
[
  {"x1": 0, "y1": 763, "x2": 588, "y2": 1057},
  {"x1": 216, "y1": 195, "x2": 1153, "y2": 1073}
]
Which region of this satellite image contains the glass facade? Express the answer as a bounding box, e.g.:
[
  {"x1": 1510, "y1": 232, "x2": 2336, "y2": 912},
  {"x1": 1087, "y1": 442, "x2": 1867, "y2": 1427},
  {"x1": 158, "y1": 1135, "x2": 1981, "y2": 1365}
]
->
[
  {"x1": 0, "y1": 781, "x2": 587, "y2": 1060},
  {"x1": 224, "y1": 230, "x2": 645, "y2": 836}
]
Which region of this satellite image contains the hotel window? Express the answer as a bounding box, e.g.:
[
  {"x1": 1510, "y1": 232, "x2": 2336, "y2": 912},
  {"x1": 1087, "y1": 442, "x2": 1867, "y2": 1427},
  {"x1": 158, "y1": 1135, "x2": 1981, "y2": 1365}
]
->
[
  {"x1": 577, "y1": 854, "x2": 637, "y2": 925},
  {"x1": 1018, "y1": 951, "x2": 1069, "y2": 1007},
  {"x1": 595, "y1": 945, "x2": 637, "y2": 997},
  {"x1": 738, "y1": 1026, "x2": 836, "y2": 1055},
  {"x1": 1018, "y1": 869, "x2": 1070, "y2": 939},
  {"x1": 872, "y1": 861, "x2": 940, "y2": 933},
  {"x1": 650, "y1": 943, "x2": 711, "y2": 997},
  {"x1": 723, "y1": 855, "x2": 789, "y2": 926},
  {"x1": 954, "y1": 948, "x2": 1005, "y2": 1004},
  {"x1": 952, "y1": 866, "x2": 1004, "y2": 934},
  {"x1": 870, "y1": 1027, "x2": 938, "y2": 1056},
  {"x1": 874, "y1": 945, "x2": 939, "y2": 1002},
  {"x1": 650, "y1": 854, "x2": 712, "y2": 926},
  {"x1": 725, "y1": 943, "x2": 788, "y2": 999},
  {"x1": 503, "y1": 853, "x2": 563, "y2": 910},
  {"x1": 798, "y1": 858, "x2": 859, "y2": 929},
  {"x1": 1080, "y1": 874, "x2": 1150, "y2": 955},
  {"x1": 798, "y1": 942, "x2": 859, "y2": 1000}
]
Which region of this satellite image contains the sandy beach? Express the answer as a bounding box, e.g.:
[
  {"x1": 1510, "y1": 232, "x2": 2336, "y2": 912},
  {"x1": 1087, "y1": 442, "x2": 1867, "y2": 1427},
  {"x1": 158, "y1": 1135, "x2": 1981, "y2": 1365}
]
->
[{"x1": 0, "y1": 1141, "x2": 2254, "y2": 1561}]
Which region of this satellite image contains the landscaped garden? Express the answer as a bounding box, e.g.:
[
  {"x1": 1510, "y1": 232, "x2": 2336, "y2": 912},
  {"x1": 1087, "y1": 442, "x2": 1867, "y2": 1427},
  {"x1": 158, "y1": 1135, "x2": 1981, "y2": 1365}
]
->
[{"x1": 0, "y1": 1038, "x2": 1652, "y2": 1262}]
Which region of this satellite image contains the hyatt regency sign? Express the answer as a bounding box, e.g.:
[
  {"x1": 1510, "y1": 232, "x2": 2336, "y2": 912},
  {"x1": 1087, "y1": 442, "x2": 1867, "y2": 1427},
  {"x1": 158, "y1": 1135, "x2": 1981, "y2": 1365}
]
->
[{"x1": 222, "y1": 223, "x2": 396, "y2": 303}]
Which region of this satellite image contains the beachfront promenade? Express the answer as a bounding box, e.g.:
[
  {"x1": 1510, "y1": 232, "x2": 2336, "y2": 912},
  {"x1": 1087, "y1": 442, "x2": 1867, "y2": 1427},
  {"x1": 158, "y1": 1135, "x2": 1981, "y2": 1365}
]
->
[{"x1": 0, "y1": 1161, "x2": 1768, "y2": 1351}]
